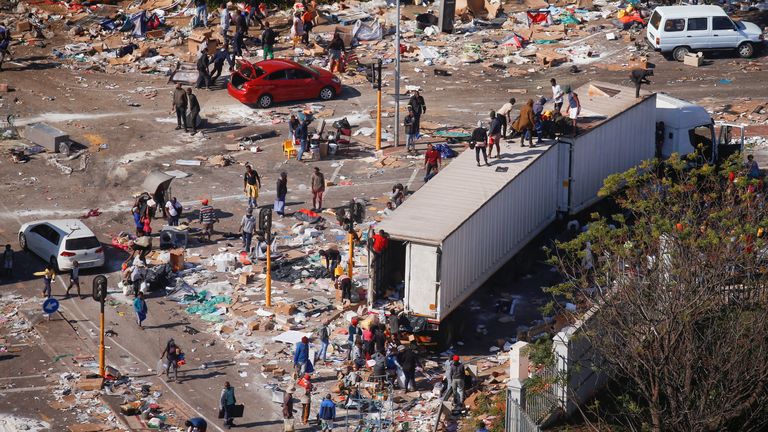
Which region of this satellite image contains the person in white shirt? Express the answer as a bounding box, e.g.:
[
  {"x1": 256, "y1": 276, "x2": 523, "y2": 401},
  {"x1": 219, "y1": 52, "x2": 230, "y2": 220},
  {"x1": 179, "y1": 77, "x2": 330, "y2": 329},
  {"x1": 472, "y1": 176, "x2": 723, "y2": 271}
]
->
[
  {"x1": 165, "y1": 197, "x2": 182, "y2": 226},
  {"x1": 551, "y1": 78, "x2": 563, "y2": 114},
  {"x1": 496, "y1": 98, "x2": 515, "y2": 139},
  {"x1": 65, "y1": 260, "x2": 81, "y2": 297},
  {"x1": 219, "y1": 3, "x2": 231, "y2": 44}
]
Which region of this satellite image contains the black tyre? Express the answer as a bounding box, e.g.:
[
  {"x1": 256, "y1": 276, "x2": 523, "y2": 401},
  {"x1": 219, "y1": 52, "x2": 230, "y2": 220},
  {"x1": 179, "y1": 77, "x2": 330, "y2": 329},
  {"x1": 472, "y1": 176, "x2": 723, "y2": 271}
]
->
[
  {"x1": 257, "y1": 94, "x2": 273, "y2": 108},
  {"x1": 672, "y1": 46, "x2": 690, "y2": 62},
  {"x1": 738, "y1": 42, "x2": 754, "y2": 59},
  {"x1": 319, "y1": 86, "x2": 335, "y2": 101},
  {"x1": 19, "y1": 233, "x2": 27, "y2": 251}
]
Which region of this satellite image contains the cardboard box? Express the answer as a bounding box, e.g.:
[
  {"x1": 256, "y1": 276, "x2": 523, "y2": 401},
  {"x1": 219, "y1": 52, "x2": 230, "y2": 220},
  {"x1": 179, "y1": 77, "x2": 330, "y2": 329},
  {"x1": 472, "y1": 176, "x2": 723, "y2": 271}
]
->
[
  {"x1": 335, "y1": 25, "x2": 355, "y2": 47},
  {"x1": 170, "y1": 249, "x2": 184, "y2": 272},
  {"x1": 75, "y1": 377, "x2": 104, "y2": 391},
  {"x1": 684, "y1": 52, "x2": 703, "y2": 67},
  {"x1": 238, "y1": 272, "x2": 255, "y2": 285}
]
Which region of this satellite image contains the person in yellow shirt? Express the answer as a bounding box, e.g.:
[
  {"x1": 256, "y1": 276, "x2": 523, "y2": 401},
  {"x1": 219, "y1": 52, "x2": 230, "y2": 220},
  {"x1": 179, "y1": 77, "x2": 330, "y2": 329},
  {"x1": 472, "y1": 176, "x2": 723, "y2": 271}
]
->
[{"x1": 34, "y1": 265, "x2": 56, "y2": 297}]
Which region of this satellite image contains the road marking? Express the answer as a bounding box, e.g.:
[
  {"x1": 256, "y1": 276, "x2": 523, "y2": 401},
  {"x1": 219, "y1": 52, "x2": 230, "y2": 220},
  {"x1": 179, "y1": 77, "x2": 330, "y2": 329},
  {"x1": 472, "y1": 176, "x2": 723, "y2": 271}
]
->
[
  {"x1": 57, "y1": 279, "x2": 227, "y2": 432},
  {"x1": 406, "y1": 167, "x2": 420, "y2": 189},
  {"x1": 0, "y1": 374, "x2": 46, "y2": 381},
  {"x1": 0, "y1": 385, "x2": 55, "y2": 393},
  {"x1": 330, "y1": 163, "x2": 344, "y2": 183}
]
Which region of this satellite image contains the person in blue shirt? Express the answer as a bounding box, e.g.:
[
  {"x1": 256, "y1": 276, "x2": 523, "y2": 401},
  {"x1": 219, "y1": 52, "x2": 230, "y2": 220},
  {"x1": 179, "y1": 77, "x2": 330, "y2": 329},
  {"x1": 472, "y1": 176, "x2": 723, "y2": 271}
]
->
[
  {"x1": 185, "y1": 417, "x2": 207, "y2": 432},
  {"x1": 746, "y1": 154, "x2": 761, "y2": 179},
  {"x1": 133, "y1": 292, "x2": 147, "y2": 329},
  {"x1": 318, "y1": 394, "x2": 336, "y2": 431},
  {"x1": 293, "y1": 336, "x2": 310, "y2": 377},
  {"x1": 475, "y1": 420, "x2": 489, "y2": 432},
  {"x1": 210, "y1": 44, "x2": 234, "y2": 83}
]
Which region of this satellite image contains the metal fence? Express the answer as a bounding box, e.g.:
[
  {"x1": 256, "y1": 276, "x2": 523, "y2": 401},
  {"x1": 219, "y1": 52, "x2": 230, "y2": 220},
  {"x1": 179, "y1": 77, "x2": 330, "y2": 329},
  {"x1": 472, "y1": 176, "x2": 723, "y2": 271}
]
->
[
  {"x1": 524, "y1": 364, "x2": 562, "y2": 425},
  {"x1": 506, "y1": 390, "x2": 542, "y2": 432}
]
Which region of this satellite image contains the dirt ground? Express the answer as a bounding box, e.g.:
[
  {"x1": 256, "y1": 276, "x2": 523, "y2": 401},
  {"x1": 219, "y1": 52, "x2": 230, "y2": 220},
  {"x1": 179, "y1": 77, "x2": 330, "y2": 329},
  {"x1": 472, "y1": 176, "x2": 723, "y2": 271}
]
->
[{"x1": 1, "y1": 4, "x2": 768, "y2": 431}]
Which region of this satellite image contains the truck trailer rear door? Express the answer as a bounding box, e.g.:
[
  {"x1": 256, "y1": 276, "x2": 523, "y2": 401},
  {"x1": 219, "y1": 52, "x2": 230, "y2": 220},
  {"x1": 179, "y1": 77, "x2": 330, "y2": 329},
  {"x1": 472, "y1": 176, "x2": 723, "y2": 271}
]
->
[{"x1": 405, "y1": 243, "x2": 440, "y2": 318}]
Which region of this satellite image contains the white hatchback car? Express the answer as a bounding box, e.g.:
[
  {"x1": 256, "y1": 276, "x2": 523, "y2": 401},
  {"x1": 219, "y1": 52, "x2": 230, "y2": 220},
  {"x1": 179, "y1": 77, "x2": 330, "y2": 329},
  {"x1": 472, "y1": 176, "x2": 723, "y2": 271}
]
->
[{"x1": 19, "y1": 219, "x2": 105, "y2": 271}]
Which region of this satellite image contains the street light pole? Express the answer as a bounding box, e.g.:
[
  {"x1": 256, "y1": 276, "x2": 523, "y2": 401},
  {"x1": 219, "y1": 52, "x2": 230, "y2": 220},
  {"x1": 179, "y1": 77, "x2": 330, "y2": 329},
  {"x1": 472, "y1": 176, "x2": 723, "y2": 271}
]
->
[{"x1": 394, "y1": 0, "x2": 401, "y2": 148}]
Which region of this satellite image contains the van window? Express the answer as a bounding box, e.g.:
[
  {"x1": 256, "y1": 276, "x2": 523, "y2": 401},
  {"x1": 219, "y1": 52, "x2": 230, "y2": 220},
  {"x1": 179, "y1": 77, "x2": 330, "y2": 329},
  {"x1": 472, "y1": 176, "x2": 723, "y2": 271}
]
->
[
  {"x1": 664, "y1": 19, "x2": 685, "y2": 32},
  {"x1": 712, "y1": 16, "x2": 735, "y2": 30},
  {"x1": 649, "y1": 11, "x2": 661, "y2": 30},
  {"x1": 687, "y1": 18, "x2": 708, "y2": 31}
]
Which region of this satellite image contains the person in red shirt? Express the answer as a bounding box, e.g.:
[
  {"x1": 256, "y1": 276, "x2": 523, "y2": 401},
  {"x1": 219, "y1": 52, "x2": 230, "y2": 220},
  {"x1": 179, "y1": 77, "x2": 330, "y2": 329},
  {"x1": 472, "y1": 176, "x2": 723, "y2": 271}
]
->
[
  {"x1": 369, "y1": 229, "x2": 389, "y2": 299},
  {"x1": 424, "y1": 144, "x2": 441, "y2": 182}
]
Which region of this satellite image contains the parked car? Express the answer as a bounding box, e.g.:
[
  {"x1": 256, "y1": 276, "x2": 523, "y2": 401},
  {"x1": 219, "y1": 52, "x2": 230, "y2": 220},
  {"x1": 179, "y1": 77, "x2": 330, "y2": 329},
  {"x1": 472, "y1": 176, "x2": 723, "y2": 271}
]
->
[
  {"x1": 646, "y1": 5, "x2": 764, "y2": 61},
  {"x1": 227, "y1": 59, "x2": 342, "y2": 108},
  {"x1": 19, "y1": 219, "x2": 105, "y2": 271}
]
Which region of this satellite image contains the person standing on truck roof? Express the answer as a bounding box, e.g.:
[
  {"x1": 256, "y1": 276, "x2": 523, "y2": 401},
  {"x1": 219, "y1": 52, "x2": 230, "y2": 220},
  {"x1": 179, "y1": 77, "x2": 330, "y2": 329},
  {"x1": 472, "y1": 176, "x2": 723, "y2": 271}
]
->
[
  {"x1": 630, "y1": 68, "x2": 653, "y2": 99},
  {"x1": 551, "y1": 78, "x2": 563, "y2": 114},
  {"x1": 513, "y1": 99, "x2": 536, "y2": 148},
  {"x1": 471, "y1": 121, "x2": 489, "y2": 167},
  {"x1": 369, "y1": 230, "x2": 389, "y2": 298},
  {"x1": 565, "y1": 86, "x2": 581, "y2": 137},
  {"x1": 488, "y1": 111, "x2": 502, "y2": 159},
  {"x1": 496, "y1": 98, "x2": 515, "y2": 139}
]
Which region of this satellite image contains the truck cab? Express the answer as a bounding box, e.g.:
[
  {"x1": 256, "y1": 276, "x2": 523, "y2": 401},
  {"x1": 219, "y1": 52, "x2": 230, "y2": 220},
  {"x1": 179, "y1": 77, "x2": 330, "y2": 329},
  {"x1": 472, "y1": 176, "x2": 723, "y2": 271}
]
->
[{"x1": 655, "y1": 93, "x2": 744, "y2": 164}]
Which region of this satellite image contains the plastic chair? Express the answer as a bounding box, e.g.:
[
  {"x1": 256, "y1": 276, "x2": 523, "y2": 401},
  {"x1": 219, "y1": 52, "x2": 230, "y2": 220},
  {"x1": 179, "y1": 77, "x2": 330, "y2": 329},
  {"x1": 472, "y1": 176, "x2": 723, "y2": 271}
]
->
[{"x1": 283, "y1": 139, "x2": 297, "y2": 160}]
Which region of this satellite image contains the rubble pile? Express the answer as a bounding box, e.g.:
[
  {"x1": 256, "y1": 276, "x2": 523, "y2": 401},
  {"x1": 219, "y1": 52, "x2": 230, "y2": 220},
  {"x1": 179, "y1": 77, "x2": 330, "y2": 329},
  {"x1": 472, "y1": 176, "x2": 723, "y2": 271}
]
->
[{"x1": 1, "y1": 0, "x2": 760, "y2": 83}]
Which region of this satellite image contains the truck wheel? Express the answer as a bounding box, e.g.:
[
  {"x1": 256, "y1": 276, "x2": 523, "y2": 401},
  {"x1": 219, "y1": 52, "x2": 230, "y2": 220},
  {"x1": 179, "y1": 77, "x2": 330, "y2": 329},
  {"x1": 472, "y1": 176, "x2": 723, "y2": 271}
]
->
[
  {"x1": 738, "y1": 42, "x2": 754, "y2": 59},
  {"x1": 672, "y1": 46, "x2": 689, "y2": 62}
]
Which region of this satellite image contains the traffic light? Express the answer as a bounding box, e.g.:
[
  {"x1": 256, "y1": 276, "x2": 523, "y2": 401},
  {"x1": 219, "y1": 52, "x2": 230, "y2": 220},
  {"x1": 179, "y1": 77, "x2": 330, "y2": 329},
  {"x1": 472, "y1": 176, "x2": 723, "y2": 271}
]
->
[{"x1": 92, "y1": 275, "x2": 108, "y2": 302}]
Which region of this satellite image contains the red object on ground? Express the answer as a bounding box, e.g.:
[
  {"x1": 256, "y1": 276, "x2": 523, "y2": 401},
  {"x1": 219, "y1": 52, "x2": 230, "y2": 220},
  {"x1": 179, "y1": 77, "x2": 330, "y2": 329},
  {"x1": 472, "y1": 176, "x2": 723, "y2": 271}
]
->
[
  {"x1": 526, "y1": 11, "x2": 549, "y2": 24},
  {"x1": 227, "y1": 59, "x2": 342, "y2": 107}
]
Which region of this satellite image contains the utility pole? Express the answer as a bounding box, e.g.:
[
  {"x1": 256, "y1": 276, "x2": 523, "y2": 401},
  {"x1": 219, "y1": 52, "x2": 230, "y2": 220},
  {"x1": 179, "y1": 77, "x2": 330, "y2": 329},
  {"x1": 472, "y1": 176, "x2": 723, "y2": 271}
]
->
[
  {"x1": 375, "y1": 59, "x2": 382, "y2": 151},
  {"x1": 92, "y1": 275, "x2": 108, "y2": 377},
  {"x1": 394, "y1": 0, "x2": 401, "y2": 148},
  {"x1": 259, "y1": 207, "x2": 273, "y2": 307}
]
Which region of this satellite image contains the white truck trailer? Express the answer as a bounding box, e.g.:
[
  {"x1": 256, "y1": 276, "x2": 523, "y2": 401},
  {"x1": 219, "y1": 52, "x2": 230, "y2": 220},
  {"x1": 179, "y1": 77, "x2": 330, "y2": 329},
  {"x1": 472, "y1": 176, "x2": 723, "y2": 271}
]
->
[{"x1": 377, "y1": 82, "x2": 722, "y2": 346}]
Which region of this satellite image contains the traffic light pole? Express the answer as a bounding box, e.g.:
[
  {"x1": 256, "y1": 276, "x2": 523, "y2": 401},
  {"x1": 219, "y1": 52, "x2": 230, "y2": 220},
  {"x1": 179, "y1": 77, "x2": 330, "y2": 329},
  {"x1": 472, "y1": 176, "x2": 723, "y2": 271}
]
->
[
  {"x1": 99, "y1": 297, "x2": 105, "y2": 377},
  {"x1": 266, "y1": 232, "x2": 272, "y2": 307},
  {"x1": 92, "y1": 275, "x2": 108, "y2": 378}
]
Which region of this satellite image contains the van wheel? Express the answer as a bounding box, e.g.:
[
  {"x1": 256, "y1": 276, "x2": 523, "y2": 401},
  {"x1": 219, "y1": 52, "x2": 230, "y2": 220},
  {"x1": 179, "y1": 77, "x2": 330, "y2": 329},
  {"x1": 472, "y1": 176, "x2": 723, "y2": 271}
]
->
[
  {"x1": 19, "y1": 233, "x2": 27, "y2": 251},
  {"x1": 738, "y1": 42, "x2": 754, "y2": 58},
  {"x1": 257, "y1": 94, "x2": 273, "y2": 108},
  {"x1": 672, "y1": 46, "x2": 689, "y2": 62}
]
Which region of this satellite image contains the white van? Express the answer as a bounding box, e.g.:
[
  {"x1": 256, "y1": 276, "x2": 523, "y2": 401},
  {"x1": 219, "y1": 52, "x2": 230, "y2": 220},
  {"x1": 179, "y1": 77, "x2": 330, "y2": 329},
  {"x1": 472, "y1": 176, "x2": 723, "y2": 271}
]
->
[{"x1": 646, "y1": 5, "x2": 764, "y2": 61}]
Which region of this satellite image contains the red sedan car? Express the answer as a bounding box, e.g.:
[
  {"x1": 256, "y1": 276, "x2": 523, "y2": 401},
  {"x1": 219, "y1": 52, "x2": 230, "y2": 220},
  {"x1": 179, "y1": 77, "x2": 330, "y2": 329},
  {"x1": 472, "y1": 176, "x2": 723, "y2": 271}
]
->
[{"x1": 227, "y1": 59, "x2": 342, "y2": 108}]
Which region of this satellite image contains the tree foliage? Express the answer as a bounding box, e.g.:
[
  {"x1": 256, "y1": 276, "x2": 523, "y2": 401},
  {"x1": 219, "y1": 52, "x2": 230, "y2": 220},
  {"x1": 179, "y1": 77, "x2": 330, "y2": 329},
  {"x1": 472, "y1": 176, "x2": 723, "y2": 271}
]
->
[{"x1": 547, "y1": 154, "x2": 768, "y2": 432}]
